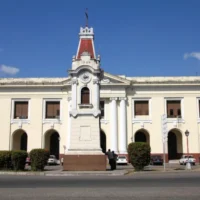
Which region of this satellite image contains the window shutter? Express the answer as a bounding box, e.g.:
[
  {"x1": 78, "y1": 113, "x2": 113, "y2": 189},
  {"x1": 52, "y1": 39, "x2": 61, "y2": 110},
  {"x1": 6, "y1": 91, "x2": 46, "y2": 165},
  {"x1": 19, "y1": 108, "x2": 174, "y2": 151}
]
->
[
  {"x1": 14, "y1": 102, "x2": 28, "y2": 119},
  {"x1": 46, "y1": 101, "x2": 60, "y2": 118},
  {"x1": 21, "y1": 102, "x2": 28, "y2": 119},
  {"x1": 81, "y1": 87, "x2": 90, "y2": 104},
  {"x1": 142, "y1": 102, "x2": 149, "y2": 115},
  {"x1": 54, "y1": 102, "x2": 60, "y2": 117},
  {"x1": 167, "y1": 101, "x2": 181, "y2": 117},
  {"x1": 135, "y1": 101, "x2": 149, "y2": 115},
  {"x1": 46, "y1": 102, "x2": 54, "y2": 118},
  {"x1": 199, "y1": 100, "x2": 200, "y2": 117},
  {"x1": 14, "y1": 102, "x2": 21, "y2": 118},
  {"x1": 135, "y1": 102, "x2": 141, "y2": 115}
]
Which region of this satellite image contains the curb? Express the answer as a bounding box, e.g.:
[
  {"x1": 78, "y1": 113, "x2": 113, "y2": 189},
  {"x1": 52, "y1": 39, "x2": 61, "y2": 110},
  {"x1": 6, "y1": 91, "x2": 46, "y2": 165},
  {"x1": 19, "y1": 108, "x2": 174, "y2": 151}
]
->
[
  {"x1": 125, "y1": 169, "x2": 200, "y2": 175},
  {"x1": 0, "y1": 171, "x2": 126, "y2": 177},
  {"x1": 2, "y1": 168, "x2": 199, "y2": 176},
  {"x1": 0, "y1": 172, "x2": 45, "y2": 176},
  {"x1": 45, "y1": 173, "x2": 125, "y2": 176}
]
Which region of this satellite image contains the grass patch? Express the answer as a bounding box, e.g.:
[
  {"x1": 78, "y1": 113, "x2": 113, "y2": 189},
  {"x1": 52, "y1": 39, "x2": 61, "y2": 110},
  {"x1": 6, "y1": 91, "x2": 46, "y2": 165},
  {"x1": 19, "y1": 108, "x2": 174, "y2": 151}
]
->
[{"x1": 174, "y1": 168, "x2": 185, "y2": 170}]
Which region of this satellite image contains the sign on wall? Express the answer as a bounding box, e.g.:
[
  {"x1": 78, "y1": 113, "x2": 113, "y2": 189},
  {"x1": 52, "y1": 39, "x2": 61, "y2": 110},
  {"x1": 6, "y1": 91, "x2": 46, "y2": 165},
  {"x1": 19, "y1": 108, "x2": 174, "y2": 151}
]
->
[{"x1": 161, "y1": 114, "x2": 168, "y2": 143}]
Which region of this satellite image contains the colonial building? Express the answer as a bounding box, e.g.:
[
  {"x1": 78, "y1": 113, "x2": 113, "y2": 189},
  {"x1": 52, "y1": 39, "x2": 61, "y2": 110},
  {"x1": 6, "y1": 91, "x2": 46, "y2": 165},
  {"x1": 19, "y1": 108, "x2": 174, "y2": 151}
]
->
[{"x1": 1, "y1": 24, "x2": 200, "y2": 163}]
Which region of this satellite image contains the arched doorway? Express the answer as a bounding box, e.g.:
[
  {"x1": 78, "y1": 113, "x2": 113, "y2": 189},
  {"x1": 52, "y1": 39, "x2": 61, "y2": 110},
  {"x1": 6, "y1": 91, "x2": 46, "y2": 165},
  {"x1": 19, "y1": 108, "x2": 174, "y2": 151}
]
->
[
  {"x1": 168, "y1": 129, "x2": 183, "y2": 160},
  {"x1": 44, "y1": 130, "x2": 60, "y2": 159},
  {"x1": 100, "y1": 130, "x2": 106, "y2": 153},
  {"x1": 12, "y1": 129, "x2": 28, "y2": 151},
  {"x1": 135, "y1": 129, "x2": 150, "y2": 144}
]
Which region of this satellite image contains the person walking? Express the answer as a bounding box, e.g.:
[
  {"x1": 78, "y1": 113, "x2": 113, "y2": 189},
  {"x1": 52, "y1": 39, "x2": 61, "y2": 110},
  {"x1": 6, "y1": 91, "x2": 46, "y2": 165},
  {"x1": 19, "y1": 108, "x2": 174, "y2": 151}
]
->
[
  {"x1": 106, "y1": 149, "x2": 114, "y2": 170},
  {"x1": 112, "y1": 151, "x2": 118, "y2": 170}
]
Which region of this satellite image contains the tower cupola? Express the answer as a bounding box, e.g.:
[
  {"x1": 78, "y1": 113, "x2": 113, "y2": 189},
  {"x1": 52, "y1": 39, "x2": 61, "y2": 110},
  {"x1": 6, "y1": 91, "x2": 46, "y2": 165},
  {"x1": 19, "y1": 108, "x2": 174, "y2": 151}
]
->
[{"x1": 76, "y1": 27, "x2": 96, "y2": 60}]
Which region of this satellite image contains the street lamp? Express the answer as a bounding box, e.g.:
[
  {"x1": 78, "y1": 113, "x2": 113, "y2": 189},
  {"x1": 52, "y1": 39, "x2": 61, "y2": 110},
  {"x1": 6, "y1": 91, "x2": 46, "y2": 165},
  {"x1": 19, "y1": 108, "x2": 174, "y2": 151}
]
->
[
  {"x1": 185, "y1": 130, "x2": 189, "y2": 136},
  {"x1": 185, "y1": 130, "x2": 191, "y2": 170}
]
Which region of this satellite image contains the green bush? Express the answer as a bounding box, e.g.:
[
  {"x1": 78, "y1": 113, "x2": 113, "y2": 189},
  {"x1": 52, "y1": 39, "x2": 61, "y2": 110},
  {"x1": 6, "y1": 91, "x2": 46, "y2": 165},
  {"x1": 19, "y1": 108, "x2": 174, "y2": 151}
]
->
[
  {"x1": 0, "y1": 151, "x2": 12, "y2": 170},
  {"x1": 11, "y1": 150, "x2": 28, "y2": 171},
  {"x1": 128, "y1": 142, "x2": 151, "y2": 171},
  {"x1": 30, "y1": 149, "x2": 49, "y2": 171}
]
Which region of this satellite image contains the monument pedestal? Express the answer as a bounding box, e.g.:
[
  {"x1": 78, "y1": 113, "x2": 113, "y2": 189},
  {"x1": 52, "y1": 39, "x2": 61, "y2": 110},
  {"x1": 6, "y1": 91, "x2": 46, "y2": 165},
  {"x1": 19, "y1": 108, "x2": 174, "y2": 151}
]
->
[
  {"x1": 64, "y1": 115, "x2": 106, "y2": 171},
  {"x1": 63, "y1": 154, "x2": 106, "y2": 171}
]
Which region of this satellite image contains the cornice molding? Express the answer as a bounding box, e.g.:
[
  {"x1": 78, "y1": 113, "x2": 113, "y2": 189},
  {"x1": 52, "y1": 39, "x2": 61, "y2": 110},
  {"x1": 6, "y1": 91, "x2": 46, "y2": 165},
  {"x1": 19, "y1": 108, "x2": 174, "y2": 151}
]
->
[{"x1": 70, "y1": 109, "x2": 101, "y2": 118}]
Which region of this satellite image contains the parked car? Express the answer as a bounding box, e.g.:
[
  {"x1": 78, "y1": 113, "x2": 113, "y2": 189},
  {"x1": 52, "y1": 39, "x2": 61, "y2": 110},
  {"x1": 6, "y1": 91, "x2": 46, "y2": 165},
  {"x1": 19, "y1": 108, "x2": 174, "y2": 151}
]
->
[
  {"x1": 47, "y1": 155, "x2": 58, "y2": 165},
  {"x1": 179, "y1": 155, "x2": 196, "y2": 165},
  {"x1": 116, "y1": 156, "x2": 128, "y2": 165},
  {"x1": 150, "y1": 155, "x2": 163, "y2": 165},
  {"x1": 25, "y1": 157, "x2": 31, "y2": 165}
]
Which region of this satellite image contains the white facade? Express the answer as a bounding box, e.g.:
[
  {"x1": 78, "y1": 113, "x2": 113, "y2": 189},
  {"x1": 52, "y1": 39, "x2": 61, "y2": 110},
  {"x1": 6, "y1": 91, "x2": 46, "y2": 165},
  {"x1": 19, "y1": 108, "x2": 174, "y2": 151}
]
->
[{"x1": 1, "y1": 25, "x2": 200, "y2": 162}]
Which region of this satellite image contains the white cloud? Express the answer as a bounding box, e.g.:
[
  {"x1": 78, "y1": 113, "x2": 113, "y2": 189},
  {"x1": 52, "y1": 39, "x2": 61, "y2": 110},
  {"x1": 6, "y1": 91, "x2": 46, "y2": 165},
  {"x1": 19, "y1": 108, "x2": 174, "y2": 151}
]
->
[
  {"x1": 0, "y1": 64, "x2": 20, "y2": 75},
  {"x1": 184, "y1": 52, "x2": 200, "y2": 60}
]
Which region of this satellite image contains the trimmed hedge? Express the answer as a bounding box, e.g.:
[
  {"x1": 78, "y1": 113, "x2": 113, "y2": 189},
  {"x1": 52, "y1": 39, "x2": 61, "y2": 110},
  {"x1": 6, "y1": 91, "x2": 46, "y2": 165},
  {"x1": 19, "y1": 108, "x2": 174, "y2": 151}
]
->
[
  {"x1": 128, "y1": 142, "x2": 151, "y2": 171},
  {"x1": 11, "y1": 150, "x2": 28, "y2": 171},
  {"x1": 0, "y1": 151, "x2": 12, "y2": 170},
  {"x1": 30, "y1": 149, "x2": 49, "y2": 171}
]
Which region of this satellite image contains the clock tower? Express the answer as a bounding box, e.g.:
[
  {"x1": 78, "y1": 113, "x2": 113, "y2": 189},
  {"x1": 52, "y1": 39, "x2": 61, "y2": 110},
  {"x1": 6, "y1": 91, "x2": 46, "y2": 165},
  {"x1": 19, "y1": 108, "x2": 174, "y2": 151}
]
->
[{"x1": 63, "y1": 26, "x2": 106, "y2": 171}]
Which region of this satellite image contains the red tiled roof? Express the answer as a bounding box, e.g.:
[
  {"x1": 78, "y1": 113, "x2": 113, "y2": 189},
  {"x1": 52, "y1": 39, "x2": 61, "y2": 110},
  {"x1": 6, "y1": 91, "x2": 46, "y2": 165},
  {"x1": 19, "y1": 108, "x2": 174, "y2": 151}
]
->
[{"x1": 77, "y1": 39, "x2": 94, "y2": 59}]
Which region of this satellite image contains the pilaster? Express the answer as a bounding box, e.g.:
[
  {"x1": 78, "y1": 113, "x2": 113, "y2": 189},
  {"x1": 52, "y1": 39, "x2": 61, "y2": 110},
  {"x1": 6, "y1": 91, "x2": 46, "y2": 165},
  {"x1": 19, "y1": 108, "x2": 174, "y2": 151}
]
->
[
  {"x1": 110, "y1": 97, "x2": 118, "y2": 152},
  {"x1": 119, "y1": 97, "x2": 127, "y2": 154}
]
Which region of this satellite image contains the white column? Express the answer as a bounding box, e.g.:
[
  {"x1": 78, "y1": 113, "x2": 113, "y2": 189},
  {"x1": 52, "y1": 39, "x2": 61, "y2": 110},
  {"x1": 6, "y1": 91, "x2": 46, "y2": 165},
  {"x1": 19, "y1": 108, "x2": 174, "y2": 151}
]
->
[
  {"x1": 119, "y1": 98, "x2": 127, "y2": 154},
  {"x1": 110, "y1": 98, "x2": 118, "y2": 152},
  {"x1": 67, "y1": 97, "x2": 72, "y2": 152},
  {"x1": 93, "y1": 79, "x2": 100, "y2": 110},
  {"x1": 71, "y1": 78, "x2": 77, "y2": 110}
]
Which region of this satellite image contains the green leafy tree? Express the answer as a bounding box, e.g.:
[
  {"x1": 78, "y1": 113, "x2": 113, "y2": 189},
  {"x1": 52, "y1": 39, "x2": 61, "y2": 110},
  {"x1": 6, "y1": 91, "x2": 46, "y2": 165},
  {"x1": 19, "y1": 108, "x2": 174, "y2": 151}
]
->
[
  {"x1": 11, "y1": 150, "x2": 27, "y2": 171},
  {"x1": 30, "y1": 149, "x2": 49, "y2": 171},
  {"x1": 0, "y1": 151, "x2": 12, "y2": 170},
  {"x1": 128, "y1": 142, "x2": 151, "y2": 171}
]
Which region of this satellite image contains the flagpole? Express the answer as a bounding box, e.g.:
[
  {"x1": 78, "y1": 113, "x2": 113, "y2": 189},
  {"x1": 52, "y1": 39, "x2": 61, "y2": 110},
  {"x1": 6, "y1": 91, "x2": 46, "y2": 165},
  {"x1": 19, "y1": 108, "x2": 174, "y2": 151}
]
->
[{"x1": 85, "y1": 8, "x2": 88, "y2": 27}]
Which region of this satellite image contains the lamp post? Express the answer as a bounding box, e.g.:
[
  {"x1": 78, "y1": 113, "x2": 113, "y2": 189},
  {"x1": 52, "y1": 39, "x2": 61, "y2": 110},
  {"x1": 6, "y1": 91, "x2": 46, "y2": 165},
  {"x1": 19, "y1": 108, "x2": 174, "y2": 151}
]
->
[{"x1": 185, "y1": 130, "x2": 191, "y2": 170}]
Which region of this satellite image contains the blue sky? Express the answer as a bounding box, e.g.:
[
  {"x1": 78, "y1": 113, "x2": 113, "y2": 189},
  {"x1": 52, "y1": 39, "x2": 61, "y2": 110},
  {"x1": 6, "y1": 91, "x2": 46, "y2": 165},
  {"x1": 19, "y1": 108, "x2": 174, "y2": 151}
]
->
[{"x1": 0, "y1": 0, "x2": 200, "y2": 78}]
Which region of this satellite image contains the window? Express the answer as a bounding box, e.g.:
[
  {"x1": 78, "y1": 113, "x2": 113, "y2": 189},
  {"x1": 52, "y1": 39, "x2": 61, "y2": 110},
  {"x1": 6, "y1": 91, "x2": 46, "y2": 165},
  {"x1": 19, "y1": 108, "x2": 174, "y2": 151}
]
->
[
  {"x1": 81, "y1": 87, "x2": 90, "y2": 104},
  {"x1": 167, "y1": 100, "x2": 181, "y2": 118},
  {"x1": 134, "y1": 101, "x2": 149, "y2": 115},
  {"x1": 177, "y1": 108, "x2": 181, "y2": 116},
  {"x1": 197, "y1": 98, "x2": 200, "y2": 119},
  {"x1": 198, "y1": 100, "x2": 200, "y2": 118},
  {"x1": 100, "y1": 101, "x2": 105, "y2": 119},
  {"x1": 14, "y1": 101, "x2": 28, "y2": 119},
  {"x1": 45, "y1": 101, "x2": 60, "y2": 119}
]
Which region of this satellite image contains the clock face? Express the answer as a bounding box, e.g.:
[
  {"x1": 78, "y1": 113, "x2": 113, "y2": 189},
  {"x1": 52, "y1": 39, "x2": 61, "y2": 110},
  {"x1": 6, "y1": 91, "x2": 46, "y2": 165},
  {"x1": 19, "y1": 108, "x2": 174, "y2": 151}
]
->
[{"x1": 80, "y1": 72, "x2": 91, "y2": 83}]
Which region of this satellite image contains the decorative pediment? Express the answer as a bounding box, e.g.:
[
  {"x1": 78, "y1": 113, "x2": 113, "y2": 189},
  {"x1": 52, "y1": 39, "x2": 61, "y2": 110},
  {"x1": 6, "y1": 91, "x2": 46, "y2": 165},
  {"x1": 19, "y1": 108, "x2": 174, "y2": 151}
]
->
[{"x1": 100, "y1": 72, "x2": 131, "y2": 86}]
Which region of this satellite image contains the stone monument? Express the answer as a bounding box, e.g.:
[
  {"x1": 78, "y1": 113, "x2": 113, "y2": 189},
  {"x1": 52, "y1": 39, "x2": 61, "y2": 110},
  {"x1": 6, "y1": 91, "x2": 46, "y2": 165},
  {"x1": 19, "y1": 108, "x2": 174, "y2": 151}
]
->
[{"x1": 63, "y1": 26, "x2": 106, "y2": 171}]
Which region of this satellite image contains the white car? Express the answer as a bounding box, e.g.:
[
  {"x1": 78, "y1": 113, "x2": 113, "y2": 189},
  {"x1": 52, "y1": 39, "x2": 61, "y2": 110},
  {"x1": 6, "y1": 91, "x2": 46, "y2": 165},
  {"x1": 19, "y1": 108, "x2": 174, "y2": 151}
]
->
[
  {"x1": 47, "y1": 155, "x2": 58, "y2": 165},
  {"x1": 116, "y1": 156, "x2": 128, "y2": 165},
  {"x1": 179, "y1": 155, "x2": 196, "y2": 165}
]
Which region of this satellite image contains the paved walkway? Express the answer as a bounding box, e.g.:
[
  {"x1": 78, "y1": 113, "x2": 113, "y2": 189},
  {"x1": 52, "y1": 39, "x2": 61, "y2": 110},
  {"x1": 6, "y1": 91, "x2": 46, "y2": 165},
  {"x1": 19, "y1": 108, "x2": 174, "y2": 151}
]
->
[
  {"x1": 0, "y1": 164, "x2": 129, "y2": 176},
  {"x1": 0, "y1": 163, "x2": 199, "y2": 176}
]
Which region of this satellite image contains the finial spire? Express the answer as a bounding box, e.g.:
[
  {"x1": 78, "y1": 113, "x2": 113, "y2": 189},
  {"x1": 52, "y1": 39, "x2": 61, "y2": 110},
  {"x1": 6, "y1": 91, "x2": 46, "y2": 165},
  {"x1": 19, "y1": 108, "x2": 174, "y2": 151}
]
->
[{"x1": 85, "y1": 8, "x2": 88, "y2": 27}]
